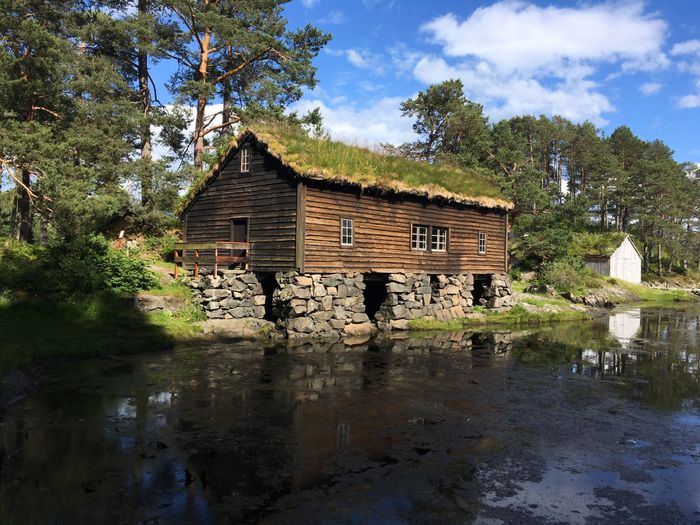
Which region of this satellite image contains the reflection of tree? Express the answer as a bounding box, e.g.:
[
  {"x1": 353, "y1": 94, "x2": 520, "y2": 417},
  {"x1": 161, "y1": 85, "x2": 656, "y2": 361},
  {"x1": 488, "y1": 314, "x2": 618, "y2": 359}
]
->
[{"x1": 518, "y1": 308, "x2": 700, "y2": 410}]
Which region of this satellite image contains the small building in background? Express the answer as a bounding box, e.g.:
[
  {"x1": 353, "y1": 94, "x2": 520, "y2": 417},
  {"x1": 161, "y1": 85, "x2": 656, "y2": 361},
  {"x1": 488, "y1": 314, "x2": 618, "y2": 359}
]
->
[{"x1": 584, "y1": 236, "x2": 642, "y2": 284}]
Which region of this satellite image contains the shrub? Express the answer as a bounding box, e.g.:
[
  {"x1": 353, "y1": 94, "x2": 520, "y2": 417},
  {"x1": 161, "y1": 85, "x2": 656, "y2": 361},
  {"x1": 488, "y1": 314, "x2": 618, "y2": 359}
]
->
[
  {"x1": 145, "y1": 234, "x2": 179, "y2": 262},
  {"x1": 1, "y1": 235, "x2": 158, "y2": 297},
  {"x1": 509, "y1": 267, "x2": 522, "y2": 281},
  {"x1": 540, "y1": 256, "x2": 588, "y2": 293}
]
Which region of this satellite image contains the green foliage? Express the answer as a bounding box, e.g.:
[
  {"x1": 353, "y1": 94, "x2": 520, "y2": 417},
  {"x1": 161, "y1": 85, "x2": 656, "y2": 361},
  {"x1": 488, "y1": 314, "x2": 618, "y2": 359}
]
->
[
  {"x1": 539, "y1": 256, "x2": 589, "y2": 293},
  {"x1": 398, "y1": 79, "x2": 492, "y2": 167},
  {"x1": 145, "y1": 234, "x2": 179, "y2": 262},
  {"x1": 0, "y1": 235, "x2": 158, "y2": 297}
]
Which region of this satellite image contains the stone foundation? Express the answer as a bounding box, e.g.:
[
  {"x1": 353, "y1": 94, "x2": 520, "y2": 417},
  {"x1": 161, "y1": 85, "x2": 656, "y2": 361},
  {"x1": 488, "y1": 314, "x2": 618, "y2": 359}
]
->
[
  {"x1": 273, "y1": 272, "x2": 373, "y2": 338},
  {"x1": 375, "y1": 273, "x2": 476, "y2": 330},
  {"x1": 185, "y1": 269, "x2": 514, "y2": 336},
  {"x1": 187, "y1": 269, "x2": 266, "y2": 319}
]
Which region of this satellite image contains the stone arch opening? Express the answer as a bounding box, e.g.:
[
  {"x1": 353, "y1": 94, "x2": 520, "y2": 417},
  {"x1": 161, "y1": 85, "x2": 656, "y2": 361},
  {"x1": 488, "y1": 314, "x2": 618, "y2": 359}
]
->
[
  {"x1": 256, "y1": 272, "x2": 279, "y2": 321},
  {"x1": 472, "y1": 274, "x2": 492, "y2": 305},
  {"x1": 363, "y1": 273, "x2": 389, "y2": 321}
]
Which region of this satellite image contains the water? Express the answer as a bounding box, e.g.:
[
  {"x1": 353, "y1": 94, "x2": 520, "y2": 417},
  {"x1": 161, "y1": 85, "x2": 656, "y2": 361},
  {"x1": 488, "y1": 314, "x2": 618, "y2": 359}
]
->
[{"x1": 1, "y1": 306, "x2": 699, "y2": 524}]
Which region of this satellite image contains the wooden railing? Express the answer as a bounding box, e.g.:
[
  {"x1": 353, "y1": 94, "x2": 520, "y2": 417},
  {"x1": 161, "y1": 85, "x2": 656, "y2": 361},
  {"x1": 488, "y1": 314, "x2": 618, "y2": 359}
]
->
[{"x1": 174, "y1": 241, "x2": 250, "y2": 278}]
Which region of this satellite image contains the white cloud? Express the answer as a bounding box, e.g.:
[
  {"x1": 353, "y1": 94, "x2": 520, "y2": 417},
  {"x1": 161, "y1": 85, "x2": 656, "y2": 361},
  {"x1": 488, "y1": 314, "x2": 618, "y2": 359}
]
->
[
  {"x1": 326, "y1": 48, "x2": 385, "y2": 74},
  {"x1": 302, "y1": 0, "x2": 320, "y2": 7},
  {"x1": 412, "y1": 1, "x2": 670, "y2": 124},
  {"x1": 670, "y1": 40, "x2": 700, "y2": 108},
  {"x1": 413, "y1": 55, "x2": 613, "y2": 125},
  {"x1": 420, "y1": 1, "x2": 668, "y2": 76},
  {"x1": 319, "y1": 10, "x2": 348, "y2": 25},
  {"x1": 288, "y1": 97, "x2": 415, "y2": 146},
  {"x1": 677, "y1": 80, "x2": 700, "y2": 109},
  {"x1": 639, "y1": 82, "x2": 662, "y2": 96},
  {"x1": 346, "y1": 49, "x2": 368, "y2": 68},
  {"x1": 671, "y1": 40, "x2": 700, "y2": 56}
]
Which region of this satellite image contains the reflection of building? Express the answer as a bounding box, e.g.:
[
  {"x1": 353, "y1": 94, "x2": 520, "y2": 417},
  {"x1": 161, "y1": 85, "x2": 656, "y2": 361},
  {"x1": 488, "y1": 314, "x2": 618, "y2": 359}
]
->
[{"x1": 608, "y1": 308, "x2": 641, "y2": 348}]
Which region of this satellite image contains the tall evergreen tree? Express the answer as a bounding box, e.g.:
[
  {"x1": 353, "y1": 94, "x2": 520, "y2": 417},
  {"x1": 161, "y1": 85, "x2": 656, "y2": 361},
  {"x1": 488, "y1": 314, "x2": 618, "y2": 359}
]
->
[{"x1": 164, "y1": 0, "x2": 330, "y2": 169}]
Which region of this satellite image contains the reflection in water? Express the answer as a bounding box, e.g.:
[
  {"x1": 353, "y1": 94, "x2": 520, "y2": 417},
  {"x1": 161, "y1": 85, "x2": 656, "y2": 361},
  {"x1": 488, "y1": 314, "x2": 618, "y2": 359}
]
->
[
  {"x1": 0, "y1": 307, "x2": 699, "y2": 524},
  {"x1": 608, "y1": 308, "x2": 641, "y2": 347}
]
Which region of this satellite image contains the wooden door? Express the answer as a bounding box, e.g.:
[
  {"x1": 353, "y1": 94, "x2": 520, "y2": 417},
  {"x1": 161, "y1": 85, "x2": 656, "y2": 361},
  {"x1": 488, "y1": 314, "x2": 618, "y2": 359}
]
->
[{"x1": 230, "y1": 218, "x2": 248, "y2": 257}]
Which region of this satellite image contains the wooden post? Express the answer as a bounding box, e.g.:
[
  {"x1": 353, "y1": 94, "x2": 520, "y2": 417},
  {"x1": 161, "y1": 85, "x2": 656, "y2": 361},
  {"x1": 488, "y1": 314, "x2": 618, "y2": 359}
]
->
[
  {"x1": 174, "y1": 249, "x2": 179, "y2": 279},
  {"x1": 194, "y1": 249, "x2": 200, "y2": 277},
  {"x1": 214, "y1": 244, "x2": 218, "y2": 276}
]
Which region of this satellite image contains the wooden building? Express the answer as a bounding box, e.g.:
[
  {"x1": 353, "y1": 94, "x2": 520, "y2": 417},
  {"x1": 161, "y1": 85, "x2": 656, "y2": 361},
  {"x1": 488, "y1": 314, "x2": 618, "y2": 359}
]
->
[
  {"x1": 584, "y1": 236, "x2": 642, "y2": 284},
  {"x1": 179, "y1": 128, "x2": 513, "y2": 277}
]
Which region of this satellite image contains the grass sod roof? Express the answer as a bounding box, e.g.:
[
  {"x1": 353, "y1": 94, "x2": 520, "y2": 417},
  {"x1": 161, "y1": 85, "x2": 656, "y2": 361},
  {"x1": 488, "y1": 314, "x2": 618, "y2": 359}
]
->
[
  {"x1": 569, "y1": 232, "x2": 638, "y2": 258},
  {"x1": 179, "y1": 126, "x2": 513, "y2": 216}
]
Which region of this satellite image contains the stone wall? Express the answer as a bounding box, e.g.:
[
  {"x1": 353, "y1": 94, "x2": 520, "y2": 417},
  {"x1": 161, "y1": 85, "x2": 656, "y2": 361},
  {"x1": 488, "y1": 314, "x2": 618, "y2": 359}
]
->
[
  {"x1": 375, "y1": 273, "x2": 475, "y2": 330},
  {"x1": 185, "y1": 269, "x2": 515, "y2": 336},
  {"x1": 478, "y1": 273, "x2": 515, "y2": 309},
  {"x1": 273, "y1": 272, "x2": 373, "y2": 338},
  {"x1": 187, "y1": 270, "x2": 266, "y2": 319}
]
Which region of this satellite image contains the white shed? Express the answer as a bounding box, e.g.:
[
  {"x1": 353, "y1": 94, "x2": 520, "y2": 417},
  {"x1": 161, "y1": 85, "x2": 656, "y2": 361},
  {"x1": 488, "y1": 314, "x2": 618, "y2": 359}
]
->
[{"x1": 584, "y1": 236, "x2": 642, "y2": 284}]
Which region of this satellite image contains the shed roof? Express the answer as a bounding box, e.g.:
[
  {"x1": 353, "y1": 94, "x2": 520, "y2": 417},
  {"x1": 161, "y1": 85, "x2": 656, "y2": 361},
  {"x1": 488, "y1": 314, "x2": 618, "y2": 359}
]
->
[
  {"x1": 572, "y1": 233, "x2": 641, "y2": 258},
  {"x1": 179, "y1": 127, "x2": 513, "y2": 215}
]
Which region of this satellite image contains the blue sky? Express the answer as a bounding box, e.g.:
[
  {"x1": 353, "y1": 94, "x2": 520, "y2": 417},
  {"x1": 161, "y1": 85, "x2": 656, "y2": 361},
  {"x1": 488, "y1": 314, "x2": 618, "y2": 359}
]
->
[{"x1": 156, "y1": 0, "x2": 700, "y2": 164}]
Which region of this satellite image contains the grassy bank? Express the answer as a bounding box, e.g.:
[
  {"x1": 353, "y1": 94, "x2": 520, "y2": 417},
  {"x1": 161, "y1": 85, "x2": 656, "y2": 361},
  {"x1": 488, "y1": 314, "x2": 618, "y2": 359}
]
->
[
  {"x1": 0, "y1": 289, "x2": 202, "y2": 374},
  {"x1": 409, "y1": 301, "x2": 592, "y2": 332}
]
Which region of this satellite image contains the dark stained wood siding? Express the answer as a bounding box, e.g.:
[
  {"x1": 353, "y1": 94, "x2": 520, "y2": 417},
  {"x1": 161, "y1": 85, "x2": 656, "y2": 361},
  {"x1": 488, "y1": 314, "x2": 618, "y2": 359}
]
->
[
  {"x1": 183, "y1": 140, "x2": 298, "y2": 272},
  {"x1": 302, "y1": 183, "x2": 507, "y2": 275}
]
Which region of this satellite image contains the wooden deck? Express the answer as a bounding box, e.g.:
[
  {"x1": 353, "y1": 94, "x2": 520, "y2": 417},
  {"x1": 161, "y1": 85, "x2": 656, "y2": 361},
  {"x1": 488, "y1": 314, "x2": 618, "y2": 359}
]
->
[{"x1": 174, "y1": 241, "x2": 251, "y2": 277}]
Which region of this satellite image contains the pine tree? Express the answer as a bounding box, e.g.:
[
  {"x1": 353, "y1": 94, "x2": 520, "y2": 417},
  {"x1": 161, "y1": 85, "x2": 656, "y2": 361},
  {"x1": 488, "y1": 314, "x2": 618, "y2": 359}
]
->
[{"x1": 164, "y1": 0, "x2": 330, "y2": 169}]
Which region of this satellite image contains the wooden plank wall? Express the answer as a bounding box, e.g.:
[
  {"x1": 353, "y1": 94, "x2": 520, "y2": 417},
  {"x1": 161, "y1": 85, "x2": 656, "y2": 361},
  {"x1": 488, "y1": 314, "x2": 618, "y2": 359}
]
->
[
  {"x1": 183, "y1": 140, "x2": 298, "y2": 272},
  {"x1": 303, "y1": 183, "x2": 507, "y2": 275}
]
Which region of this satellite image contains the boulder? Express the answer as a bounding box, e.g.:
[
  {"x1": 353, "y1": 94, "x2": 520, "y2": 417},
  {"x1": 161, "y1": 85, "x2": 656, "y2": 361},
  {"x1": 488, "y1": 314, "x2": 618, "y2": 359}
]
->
[
  {"x1": 289, "y1": 317, "x2": 314, "y2": 333},
  {"x1": 388, "y1": 319, "x2": 410, "y2": 330},
  {"x1": 199, "y1": 318, "x2": 274, "y2": 339},
  {"x1": 203, "y1": 289, "x2": 232, "y2": 300},
  {"x1": 344, "y1": 322, "x2": 373, "y2": 335},
  {"x1": 352, "y1": 312, "x2": 369, "y2": 323},
  {"x1": 294, "y1": 276, "x2": 313, "y2": 287}
]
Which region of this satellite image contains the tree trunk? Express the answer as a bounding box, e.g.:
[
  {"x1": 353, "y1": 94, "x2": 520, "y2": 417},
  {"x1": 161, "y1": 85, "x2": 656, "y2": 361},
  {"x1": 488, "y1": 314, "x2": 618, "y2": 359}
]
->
[
  {"x1": 600, "y1": 195, "x2": 608, "y2": 231},
  {"x1": 657, "y1": 241, "x2": 663, "y2": 276},
  {"x1": 8, "y1": 192, "x2": 18, "y2": 238},
  {"x1": 39, "y1": 212, "x2": 48, "y2": 246},
  {"x1": 16, "y1": 168, "x2": 32, "y2": 242},
  {"x1": 137, "y1": 0, "x2": 153, "y2": 208},
  {"x1": 193, "y1": 28, "x2": 211, "y2": 171}
]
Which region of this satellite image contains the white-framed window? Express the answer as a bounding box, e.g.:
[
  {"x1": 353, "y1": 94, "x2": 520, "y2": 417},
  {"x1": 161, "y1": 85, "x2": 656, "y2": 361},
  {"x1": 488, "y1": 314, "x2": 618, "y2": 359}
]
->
[
  {"x1": 341, "y1": 218, "x2": 354, "y2": 246},
  {"x1": 411, "y1": 224, "x2": 429, "y2": 251},
  {"x1": 240, "y1": 148, "x2": 250, "y2": 173},
  {"x1": 478, "y1": 232, "x2": 487, "y2": 254},
  {"x1": 432, "y1": 227, "x2": 448, "y2": 252}
]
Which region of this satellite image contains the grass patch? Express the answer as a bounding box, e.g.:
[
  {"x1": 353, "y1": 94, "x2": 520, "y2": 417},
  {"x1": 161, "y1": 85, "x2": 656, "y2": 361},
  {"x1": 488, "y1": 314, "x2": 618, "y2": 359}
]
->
[
  {"x1": 408, "y1": 304, "x2": 591, "y2": 332},
  {"x1": 615, "y1": 281, "x2": 696, "y2": 302},
  {"x1": 0, "y1": 293, "x2": 202, "y2": 374}
]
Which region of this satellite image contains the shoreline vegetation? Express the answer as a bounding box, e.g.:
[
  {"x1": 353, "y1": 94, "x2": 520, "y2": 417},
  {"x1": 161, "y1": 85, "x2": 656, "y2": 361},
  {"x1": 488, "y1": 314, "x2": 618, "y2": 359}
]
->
[
  {"x1": 2, "y1": 271, "x2": 697, "y2": 376},
  {"x1": 1, "y1": 236, "x2": 698, "y2": 378}
]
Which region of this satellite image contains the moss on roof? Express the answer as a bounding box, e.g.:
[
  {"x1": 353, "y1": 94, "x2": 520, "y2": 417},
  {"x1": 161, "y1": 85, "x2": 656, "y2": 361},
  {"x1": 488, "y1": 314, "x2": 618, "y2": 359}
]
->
[
  {"x1": 180, "y1": 126, "x2": 513, "y2": 215},
  {"x1": 569, "y1": 232, "x2": 631, "y2": 258}
]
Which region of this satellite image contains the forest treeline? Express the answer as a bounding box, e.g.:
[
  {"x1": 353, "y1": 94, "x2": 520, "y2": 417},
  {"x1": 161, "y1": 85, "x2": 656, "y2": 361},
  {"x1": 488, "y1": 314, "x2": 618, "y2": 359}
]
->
[
  {"x1": 388, "y1": 79, "x2": 700, "y2": 276},
  {"x1": 0, "y1": 0, "x2": 330, "y2": 241},
  {"x1": 1, "y1": 1, "x2": 698, "y2": 278}
]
